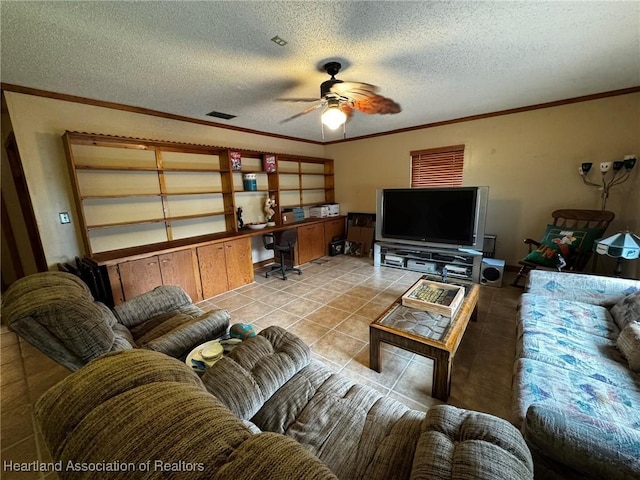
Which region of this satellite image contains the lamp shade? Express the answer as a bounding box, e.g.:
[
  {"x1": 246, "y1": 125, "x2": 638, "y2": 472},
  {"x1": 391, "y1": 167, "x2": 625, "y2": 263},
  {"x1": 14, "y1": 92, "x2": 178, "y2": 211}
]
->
[{"x1": 595, "y1": 231, "x2": 640, "y2": 259}]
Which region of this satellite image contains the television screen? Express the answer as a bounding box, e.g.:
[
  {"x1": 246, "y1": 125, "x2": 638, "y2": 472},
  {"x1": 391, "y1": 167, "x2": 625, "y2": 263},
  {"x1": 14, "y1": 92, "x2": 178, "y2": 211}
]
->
[{"x1": 381, "y1": 188, "x2": 478, "y2": 245}]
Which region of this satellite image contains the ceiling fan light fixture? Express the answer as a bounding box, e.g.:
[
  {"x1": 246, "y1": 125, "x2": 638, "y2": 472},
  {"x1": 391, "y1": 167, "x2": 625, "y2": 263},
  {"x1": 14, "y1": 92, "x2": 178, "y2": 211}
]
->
[{"x1": 321, "y1": 100, "x2": 346, "y2": 130}]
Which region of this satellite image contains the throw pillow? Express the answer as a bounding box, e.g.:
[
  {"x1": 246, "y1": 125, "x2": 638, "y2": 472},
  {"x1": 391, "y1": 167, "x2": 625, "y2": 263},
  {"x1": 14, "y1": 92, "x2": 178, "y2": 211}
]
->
[
  {"x1": 616, "y1": 321, "x2": 640, "y2": 372},
  {"x1": 525, "y1": 224, "x2": 604, "y2": 269},
  {"x1": 610, "y1": 290, "x2": 640, "y2": 330}
]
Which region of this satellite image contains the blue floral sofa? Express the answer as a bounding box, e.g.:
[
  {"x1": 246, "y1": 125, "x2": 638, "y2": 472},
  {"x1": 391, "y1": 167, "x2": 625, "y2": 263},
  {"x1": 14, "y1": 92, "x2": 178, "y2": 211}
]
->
[{"x1": 513, "y1": 270, "x2": 640, "y2": 480}]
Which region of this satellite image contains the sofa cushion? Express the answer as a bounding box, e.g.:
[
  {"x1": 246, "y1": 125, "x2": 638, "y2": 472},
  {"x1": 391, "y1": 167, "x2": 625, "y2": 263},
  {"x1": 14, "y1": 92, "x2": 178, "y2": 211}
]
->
[
  {"x1": 135, "y1": 308, "x2": 230, "y2": 358},
  {"x1": 201, "y1": 326, "x2": 312, "y2": 420},
  {"x1": 617, "y1": 321, "x2": 640, "y2": 372},
  {"x1": 517, "y1": 324, "x2": 634, "y2": 390},
  {"x1": 523, "y1": 405, "x2": 640, "y2": 480},
  {"x1": 113, "y1": 285, "x2": 193, "y2": 327},
  {"x1": 610, "y1": 290, "x2": 640, "y2": 330},
  {"x1": 519, "y1": 293, "x2": 618, "y2": 339},
  {"x1": 513, "y1": 358, "x2": 640, "y2": 430}
]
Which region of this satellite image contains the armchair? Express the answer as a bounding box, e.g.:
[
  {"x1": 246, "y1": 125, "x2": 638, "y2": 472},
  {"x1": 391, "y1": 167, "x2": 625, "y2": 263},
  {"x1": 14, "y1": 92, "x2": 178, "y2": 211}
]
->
[
  {"x1": 2, "y1": 272, "x2": 230, "y2": 370},
  {"x1": 512, "y1": 209, "x2": 615, "y2": 287}
]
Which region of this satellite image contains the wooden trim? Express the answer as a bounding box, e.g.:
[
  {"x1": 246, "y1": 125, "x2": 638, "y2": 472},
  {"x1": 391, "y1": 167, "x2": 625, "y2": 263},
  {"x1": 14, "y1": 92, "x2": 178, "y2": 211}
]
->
[
  {"x1": 4, "y1": 132, "x2": 48, "y2": 271},
  {"x1": 1, "y1": 83, "x2": 324, "y2": 145},
  {"x1": 1, "y1": 194, "x2": 24, "y2": 280},
  {"x1": 326, "y1": 86, "x2": 640, "y2": 144},
  {"x1": 4, "y1": 82, "x2": 636, "y2": 148}
]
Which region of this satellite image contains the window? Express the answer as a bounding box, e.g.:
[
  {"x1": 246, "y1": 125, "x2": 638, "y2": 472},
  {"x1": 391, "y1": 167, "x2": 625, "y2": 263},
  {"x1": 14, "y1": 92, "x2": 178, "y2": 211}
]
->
[{"x1": 410, "y1": 145, "x2": 464, "y2": 187}]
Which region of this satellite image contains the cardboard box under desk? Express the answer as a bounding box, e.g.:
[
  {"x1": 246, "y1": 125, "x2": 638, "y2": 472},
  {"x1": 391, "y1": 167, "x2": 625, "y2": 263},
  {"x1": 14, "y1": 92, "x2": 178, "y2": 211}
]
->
[{"x1": 347, "y1": 226, "x2": 374, "y2": 254}]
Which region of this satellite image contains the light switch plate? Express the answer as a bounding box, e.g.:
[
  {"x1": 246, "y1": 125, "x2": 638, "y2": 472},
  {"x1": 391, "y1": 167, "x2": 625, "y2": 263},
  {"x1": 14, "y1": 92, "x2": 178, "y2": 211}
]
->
[{"x1": 59, "y1": 212, "x2": 70, "y2": 224}]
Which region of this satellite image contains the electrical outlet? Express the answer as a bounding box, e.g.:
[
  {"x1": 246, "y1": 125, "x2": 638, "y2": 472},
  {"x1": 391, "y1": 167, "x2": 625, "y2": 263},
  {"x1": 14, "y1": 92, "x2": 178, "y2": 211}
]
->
[{"x1": 59, "y1": 212, "x2": 70, "y2": 224}]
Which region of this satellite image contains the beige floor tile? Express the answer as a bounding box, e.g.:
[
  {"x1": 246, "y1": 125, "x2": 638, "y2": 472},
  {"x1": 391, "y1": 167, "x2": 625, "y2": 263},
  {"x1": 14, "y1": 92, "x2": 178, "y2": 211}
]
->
[
  {"x1": 213, "y1": 294, "x2": 255, "y2": 312},
  {"x1": 311, "y1": 331, "x2": 366, "y2": 368},
  {"x1": 1, "y1": 405, "x2": 34, "y2": 449},
  {"x1": 229, "y1": 300, "x2": 271, "y2": 323},
  {"x1": 258, "y1": 291, "x2": 299, "y2": 309},
  {"x1": 237, "y1": 284, "x2": 279, "y2": 301},
  {"x1": 2, "y1": 362, "x2": 25, "y2": 387},
  {"x1": 334, "y1": 314, "x2": 371, "y2": 343},
  {"x1": 303, "y1": 288, "x2": 342, "y2": 304},
  {"x1": 327, "y1": 294, "x2": 368, "y2": 313},
  {"x1": 345, "y1": 285, "x2": 379, "y2": 300},
  {"x1": 280, "y1": 297, "x2": 323, "y2": 317},
  {"x1": 321, "y1": 279, "x2": 356, "y2": 293},
  {"x1": 1, "y1": 332, "x2": 19, "y2": 348},
  {"x1": 253, "y1": 310, "x2": 302, "y2": 330},
  {"x1": 1, "y1": 379, "x2": 30, "y2": 412},
  {"x1": 304, "y1": 306, "x2": 351, "y2": 329},
  {"x1": 387, "y1": 391, "x2": 439, "y2": 412},
  {"x1": 281, "y1": 282, "x2": 315, "y2": 296},
  {"x1": 1, "y1": 344, "x2": 22, "y2": 366},
  {"x1": 392, "y1": 359, "x2": 437, "y2": 406},
  {"x1": 287, "y1": 319, "x2": 331, "y2": 346},
  {"x1": 354, "y1": 301, "x2": 389, "y2": 320},
  {"x1": 343, "y1": 345, "x2": 411, "y2": 388},
  {"x1": 0, "y1": 436, "x2": 41, "y2": 480}
]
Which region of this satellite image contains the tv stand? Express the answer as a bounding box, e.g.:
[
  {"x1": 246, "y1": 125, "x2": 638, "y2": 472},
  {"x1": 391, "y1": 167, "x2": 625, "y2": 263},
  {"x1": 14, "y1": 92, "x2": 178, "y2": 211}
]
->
[{"x1": 373, "y1": 242, "x2": 482, "y2": 283}]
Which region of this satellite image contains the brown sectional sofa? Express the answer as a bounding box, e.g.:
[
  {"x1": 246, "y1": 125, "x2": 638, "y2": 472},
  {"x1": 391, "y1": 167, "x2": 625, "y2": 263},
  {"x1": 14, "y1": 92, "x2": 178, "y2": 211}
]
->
[{"x1": 36, "y1": 326, "x2": 533, "y2": 479}]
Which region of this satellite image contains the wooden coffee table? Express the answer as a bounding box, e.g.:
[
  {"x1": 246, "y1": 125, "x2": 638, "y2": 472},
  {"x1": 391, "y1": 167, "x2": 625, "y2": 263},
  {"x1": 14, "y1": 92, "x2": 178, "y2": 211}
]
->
[{"x1": 369, "y1": 279, "x2": 479, "y2": 401}]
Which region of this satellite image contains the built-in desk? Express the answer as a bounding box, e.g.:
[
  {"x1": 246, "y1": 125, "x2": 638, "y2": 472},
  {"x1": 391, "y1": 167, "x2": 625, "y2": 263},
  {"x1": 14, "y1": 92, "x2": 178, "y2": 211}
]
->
[{"x1": 89, "y1": 216, "x2": 346, "y2": 305}]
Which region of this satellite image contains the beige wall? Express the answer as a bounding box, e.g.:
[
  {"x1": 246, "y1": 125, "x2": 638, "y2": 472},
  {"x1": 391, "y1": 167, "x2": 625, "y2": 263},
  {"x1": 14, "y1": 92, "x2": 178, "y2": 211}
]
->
[
  {"x1": 4, "y1": 91, "x2": 639, "y2": 278},
  {"x1": 326, "y1": 93, "x2": 640, "y2": 277},
  {"x1": 3, "y1": 92, "x2": 324, "y2": 267}
]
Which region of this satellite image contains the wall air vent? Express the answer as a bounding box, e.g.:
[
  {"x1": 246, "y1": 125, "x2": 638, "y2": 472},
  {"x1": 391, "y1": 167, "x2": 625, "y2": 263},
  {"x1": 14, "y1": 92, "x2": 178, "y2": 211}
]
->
[{"x1": 206, "y1": 111, "x2": 236, "y2": 120}]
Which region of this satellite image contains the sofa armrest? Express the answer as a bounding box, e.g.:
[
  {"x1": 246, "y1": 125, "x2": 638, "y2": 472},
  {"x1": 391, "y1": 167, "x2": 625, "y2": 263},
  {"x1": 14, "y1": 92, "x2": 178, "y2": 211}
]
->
[
  {"x1": 411, "y1": 405, "x2": 533, "y2": 480},
  {"x1": 113, "y1": 285, "x2": 192, "y2": 327},
  {"x1": 523, "y1": 238, "x2": 541, "y2": 253},
  {"x1": 523, "y1": 404, "x2": 640, "y2": 480},
  {"x1": 526, "y1": 270, "x2": 640, "y2": 306}
]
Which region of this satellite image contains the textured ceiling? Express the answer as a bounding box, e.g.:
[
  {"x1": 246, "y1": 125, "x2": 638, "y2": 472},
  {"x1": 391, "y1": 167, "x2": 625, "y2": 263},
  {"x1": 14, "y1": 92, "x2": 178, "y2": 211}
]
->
[{"x1": 1, "y1": 1, "x2": 639, "y2": 143}]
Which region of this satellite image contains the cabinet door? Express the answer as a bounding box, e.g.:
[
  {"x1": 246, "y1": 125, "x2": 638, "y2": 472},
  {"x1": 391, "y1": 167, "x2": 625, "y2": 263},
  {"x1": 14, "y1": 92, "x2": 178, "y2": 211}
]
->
[
  {"x1": 197, "y1": 243, "x2": 229, "y2": 299},
  {"x1": 224, "y1": 238, "x2": 254, "y2": 290},
  {"x1": 118, "y1": 256, "x2": 162, "y2": 301},
  {"x1": 159, "y1": 249, "x2": 201, "y2": 302},
  {"x1": 298, "y1": 223, "x2": 326, "y2": 264},
  {"x1": 323, "y1": 218, "x2": 346, "y2": 255}
]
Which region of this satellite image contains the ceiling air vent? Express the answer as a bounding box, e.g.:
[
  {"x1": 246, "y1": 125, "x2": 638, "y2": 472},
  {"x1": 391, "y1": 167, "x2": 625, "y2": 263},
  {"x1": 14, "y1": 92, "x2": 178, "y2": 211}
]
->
[{"x1": 206, "y1": 111, "x2": 236, "y2": 120}]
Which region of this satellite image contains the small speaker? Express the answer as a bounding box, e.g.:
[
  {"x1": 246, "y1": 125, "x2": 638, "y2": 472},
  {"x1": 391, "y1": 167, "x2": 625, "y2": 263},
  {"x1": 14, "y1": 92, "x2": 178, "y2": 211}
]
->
[{"x1": 481, "y1": 258, "x2": 505, "y2": 287}]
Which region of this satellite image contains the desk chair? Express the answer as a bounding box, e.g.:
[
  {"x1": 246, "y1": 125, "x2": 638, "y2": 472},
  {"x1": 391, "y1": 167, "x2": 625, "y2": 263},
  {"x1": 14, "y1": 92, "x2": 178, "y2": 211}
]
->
[{"x1": 263, "y1": 229, "x2": 302, "y2": 280}]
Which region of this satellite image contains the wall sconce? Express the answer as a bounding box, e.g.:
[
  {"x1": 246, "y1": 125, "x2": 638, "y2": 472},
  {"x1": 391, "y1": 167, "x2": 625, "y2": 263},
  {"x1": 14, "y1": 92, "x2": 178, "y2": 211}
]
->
[{"x1": 578, "y1": 155, "x2": 637, "y2": 210}]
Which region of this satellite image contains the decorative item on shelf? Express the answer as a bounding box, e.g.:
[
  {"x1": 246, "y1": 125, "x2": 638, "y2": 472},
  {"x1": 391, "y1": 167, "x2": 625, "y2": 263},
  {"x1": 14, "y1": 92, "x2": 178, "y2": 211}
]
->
[
  {"x1": 579, "y1": 155, "x2": 636, "y2": 210},
  {"x1": 264, "y1": 195, "x2": 277, "y2": 226},
  {"x1": 236, "y1": 206, "x2": 244, "y2": 230},
  {"x1": 243, "y1": 173, "x2": 257, "y2": 191},
  {"x1": 263, "y1": 154, "x2": 277, "y2": 173},
  {"x1": 246, "y1": 222, "x2": 267, "y2": 230},
  {"x1": 230, "y1": 151, "x2": 242, "y2": 171},
  {"x1": 595, "y1": 230, "x2": 640, "y2": 277}
]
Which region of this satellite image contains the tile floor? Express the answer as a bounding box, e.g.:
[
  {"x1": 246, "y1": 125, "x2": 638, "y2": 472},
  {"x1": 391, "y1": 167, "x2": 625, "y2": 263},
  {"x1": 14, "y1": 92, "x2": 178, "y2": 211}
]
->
[{"x1": 1, "y1": 255, "x2": 522, "y2": 480}]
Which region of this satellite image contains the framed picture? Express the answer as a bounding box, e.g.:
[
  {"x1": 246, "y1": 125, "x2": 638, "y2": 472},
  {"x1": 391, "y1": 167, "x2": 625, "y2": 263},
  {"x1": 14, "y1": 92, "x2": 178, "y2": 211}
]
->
[{"x1": 230, "y1": 151, "x2": 242, "y2": 171}]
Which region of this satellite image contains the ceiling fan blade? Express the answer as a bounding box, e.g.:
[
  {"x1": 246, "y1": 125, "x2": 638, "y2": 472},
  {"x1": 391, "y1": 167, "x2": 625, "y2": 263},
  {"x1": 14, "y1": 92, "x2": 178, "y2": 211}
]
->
[
  {"x1": 352, "y1": 94, "x2": 402, "y2": 115},
  {"x1": 275, "y1": 97, "x2": 320, "y2": 103},
  {"x1": 280, "y1": 102, "x2": 324, "y2": 123},
  {"x1": 330, "y1": 81, "x2": 379, "y2": 100}
]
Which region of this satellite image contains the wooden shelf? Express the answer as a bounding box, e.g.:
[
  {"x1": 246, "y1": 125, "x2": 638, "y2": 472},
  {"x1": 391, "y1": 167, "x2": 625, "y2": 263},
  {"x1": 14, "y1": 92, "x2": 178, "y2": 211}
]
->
[{"x1": 63, "y1": 131, "x2": 334, "y2": 256}]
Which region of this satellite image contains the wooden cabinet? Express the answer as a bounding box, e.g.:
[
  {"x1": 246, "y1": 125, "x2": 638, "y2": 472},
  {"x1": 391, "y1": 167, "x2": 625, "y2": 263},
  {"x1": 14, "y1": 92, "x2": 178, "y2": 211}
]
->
[
  {"x1": 115, "y1": 249, "x2": 202, "y2": 305},
  {"x1": 116, "y1": 249, "x2": 201, "y2": 303},
  {"x1": 323, "y1": 217, "x2": 346, "y2": 255},
  {"x1": 297, "y1": 223, "x2": 326, "y2": 264},
  {"x1": 118, "y1": 256, "x2": 163, "y2": 301},
  {"x1": 158, "y1": 250, "x2": 201, "y2": 301},
  {"x1": 198, "y1": 237, "x2": 253, "y2": 298}
]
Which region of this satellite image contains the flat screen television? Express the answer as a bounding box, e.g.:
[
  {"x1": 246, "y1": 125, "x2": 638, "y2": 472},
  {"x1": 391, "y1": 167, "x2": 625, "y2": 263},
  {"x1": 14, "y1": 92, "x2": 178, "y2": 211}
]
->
[{"x1": 375, "y1": 186, "x2": 488, "y2": 251}]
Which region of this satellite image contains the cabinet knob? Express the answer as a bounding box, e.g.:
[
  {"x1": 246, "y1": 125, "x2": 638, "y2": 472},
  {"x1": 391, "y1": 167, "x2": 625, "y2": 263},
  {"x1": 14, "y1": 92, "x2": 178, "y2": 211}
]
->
[
  {"x1": 148, "y1": 262, "x2": 156, "y2": 266},
  {"x1": 161, "y1": 259, "x2": 169, "y2": 263}
]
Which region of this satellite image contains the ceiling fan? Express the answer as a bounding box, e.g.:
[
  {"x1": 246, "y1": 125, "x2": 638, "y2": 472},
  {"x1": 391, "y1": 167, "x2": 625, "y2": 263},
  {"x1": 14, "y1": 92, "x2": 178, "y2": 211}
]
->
[{"x1": 278, "y1": 62, "x2": 401, "y2": 137}]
